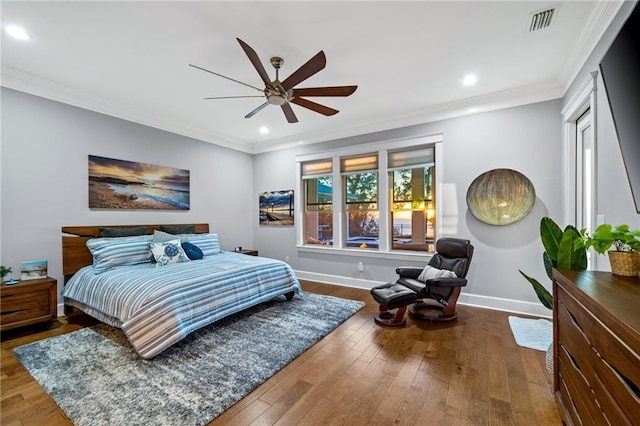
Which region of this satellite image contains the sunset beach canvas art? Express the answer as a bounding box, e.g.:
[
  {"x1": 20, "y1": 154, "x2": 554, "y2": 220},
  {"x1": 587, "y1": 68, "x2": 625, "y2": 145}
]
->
[
  {"x1": 259, "y1": 190, "x2": 294, "y2": 226},
  {"x1": 88, "y1": 155, "x2": 190, "y2": 210}
]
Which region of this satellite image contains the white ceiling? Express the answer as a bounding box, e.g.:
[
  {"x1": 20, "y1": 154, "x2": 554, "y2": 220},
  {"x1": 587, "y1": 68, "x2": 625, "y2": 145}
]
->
[{"x1": 1, "y1": 1, "x2": 623, "y2": 153}]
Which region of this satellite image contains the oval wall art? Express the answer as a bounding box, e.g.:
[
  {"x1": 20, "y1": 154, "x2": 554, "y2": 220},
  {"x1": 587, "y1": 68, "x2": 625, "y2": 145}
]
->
[{"x1": 466, "y1": 168, "x2": 535, "y2": 226}]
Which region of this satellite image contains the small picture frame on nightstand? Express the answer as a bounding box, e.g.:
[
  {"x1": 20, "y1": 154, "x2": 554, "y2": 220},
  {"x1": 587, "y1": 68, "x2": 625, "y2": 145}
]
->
[{"x1": 21, "y1": 260, "x2": 48, "y2": 281}]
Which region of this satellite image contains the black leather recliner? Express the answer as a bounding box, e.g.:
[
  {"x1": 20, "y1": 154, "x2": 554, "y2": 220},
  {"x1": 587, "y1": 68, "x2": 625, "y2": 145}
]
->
[
  {"x1": 370, "y1": 237, "x2": 474, "y2": 326},
  {"x1": 397, "y1": 237, "x2": 474, "y2": 321}
]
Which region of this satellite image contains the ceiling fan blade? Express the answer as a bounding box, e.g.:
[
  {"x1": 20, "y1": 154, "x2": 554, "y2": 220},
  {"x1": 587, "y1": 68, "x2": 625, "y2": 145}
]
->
[
  {"x1": 281, "y1": 51, "x2": 326, "y2": 91},
  {"x1": 292, "y1": 86, "x2": 357, "y2": 97},
  {"x1": 281, "y1": 103, "x2": 298, "y2": 123},
  {"x1": 289, "y1": 97, "x2": 339, "y2": 116},
  {"x1": 236, "y1": 38, "x2": 275, "y2": 90},
  {"x1": 245, "y1": 102, "x2": 269, "y2": 119},
  {"x1": 189, "y1": 64, "x2": 264, "y2": 93},
  {"x1": 204, "y1": 95, "x2": 264, "y2": 100}
]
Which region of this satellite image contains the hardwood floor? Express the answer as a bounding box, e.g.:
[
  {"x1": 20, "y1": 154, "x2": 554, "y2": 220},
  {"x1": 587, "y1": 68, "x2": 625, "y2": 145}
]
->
[{"x1": 1, "y1": 281, "x2": 563, "y2": 425}]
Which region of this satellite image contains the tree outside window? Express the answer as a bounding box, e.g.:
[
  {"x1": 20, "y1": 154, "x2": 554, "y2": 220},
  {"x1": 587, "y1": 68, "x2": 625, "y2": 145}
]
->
[{"x1": 344, "y1": 171, "x2": 379, "y2": 248}]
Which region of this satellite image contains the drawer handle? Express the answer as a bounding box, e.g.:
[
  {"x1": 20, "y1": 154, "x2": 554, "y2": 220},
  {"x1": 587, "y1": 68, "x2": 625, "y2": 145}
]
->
[
  {"x1": 605, "y1": 358, "x2": 640, "y2": 400},
  {"x1": 560, "y1": 301, "x2": 592, "y2": 345},
  {"x1": 565, "y1": 307, "x2": 584, "y2": 333},
  {"x1": 561, "y1": 344, "x2": 590, "y2": 383},
  {"x1": 1, "y1": 309, "x2": 27, "y2": 315}
]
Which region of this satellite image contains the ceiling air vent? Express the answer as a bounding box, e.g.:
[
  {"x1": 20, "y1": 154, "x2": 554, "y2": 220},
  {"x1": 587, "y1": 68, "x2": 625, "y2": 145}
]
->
[{"x1": 528, "y1": 7, "x2": 556, "y2": 32}]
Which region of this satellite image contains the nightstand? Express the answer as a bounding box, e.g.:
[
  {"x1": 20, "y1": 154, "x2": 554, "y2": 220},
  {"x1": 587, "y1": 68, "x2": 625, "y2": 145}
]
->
[
  {"x1": 1, "y1": 277, "x2": 57, "y2": 331},
  {"x1": 237, "y1": 249, "x2": 258, "y2": 256}
]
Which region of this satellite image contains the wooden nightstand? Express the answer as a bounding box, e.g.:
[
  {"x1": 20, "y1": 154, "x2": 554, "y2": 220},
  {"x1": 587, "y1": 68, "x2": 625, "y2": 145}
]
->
[
  {"x1": 1, "y1": 277, "x2": 57, "y2": 331},
  {"x1": 237, "y1": 249, "x2": 258, "y2": 256}
]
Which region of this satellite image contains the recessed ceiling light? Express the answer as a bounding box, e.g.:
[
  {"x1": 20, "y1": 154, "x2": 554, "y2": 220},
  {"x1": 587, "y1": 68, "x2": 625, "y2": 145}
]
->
[
  {"x1": 468, "y1": 107, "x2": 479, "y2": 113},
  {"x1": 463, "y1": 74, "x2": 477, "y2": 86},
  {"x1": 298, "y1": 141, "x2": 304, "y2": 145},
  {"x1": 5, "y1": 25, "x2": 31, "y2": 41},
  {"x1": 259, "y1": 126, "x2": 269, "y2": 134}
]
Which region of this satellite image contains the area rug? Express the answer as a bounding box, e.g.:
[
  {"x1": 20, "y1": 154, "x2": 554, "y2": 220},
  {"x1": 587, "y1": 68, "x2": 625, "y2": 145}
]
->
[
  {"x1": 13, "y1": 292, "x2": 364, "y2": 426},
  {"x1": 508, "y1": 315, "x2": 552, "y2": 351}
]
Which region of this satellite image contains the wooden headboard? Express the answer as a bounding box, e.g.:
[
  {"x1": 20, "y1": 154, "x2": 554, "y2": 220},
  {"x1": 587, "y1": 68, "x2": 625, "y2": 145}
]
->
[{"x1": 62, "y1": 223, "x2": 210, "y2": 282}]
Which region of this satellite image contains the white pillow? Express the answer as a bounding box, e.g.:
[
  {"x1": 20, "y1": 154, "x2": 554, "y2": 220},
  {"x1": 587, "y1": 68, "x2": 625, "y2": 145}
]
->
[
  {"x1": 418, "y1": 265, "x2": 457, "y2": 282},
  {"x1": 149, "y1": 239, "x2": 191, "y2": 267}
]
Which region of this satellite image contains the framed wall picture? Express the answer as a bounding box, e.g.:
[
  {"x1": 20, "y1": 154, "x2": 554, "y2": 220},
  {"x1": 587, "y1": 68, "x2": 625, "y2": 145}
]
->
[
  {"x1": 21, "y1": 260, "x2": 47, "y2": 280},
  {"x1": 88, "y1": 155, "x2": 190, "y2": 210},
  {"x1": 259, "y1": 190, "x2": 294, "y2": 226}
]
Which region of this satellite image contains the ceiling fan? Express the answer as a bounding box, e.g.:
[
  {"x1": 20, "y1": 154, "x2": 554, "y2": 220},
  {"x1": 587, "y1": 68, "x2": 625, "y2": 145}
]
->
[{"x1": 189, "y1": 38, "x2": 357, "y2": 123}]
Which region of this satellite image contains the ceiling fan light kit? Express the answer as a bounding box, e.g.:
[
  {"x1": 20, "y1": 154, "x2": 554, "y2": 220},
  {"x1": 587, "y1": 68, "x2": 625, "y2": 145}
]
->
[{"x1": 190, "y1": 38, "x2": 357, "y2": 123}]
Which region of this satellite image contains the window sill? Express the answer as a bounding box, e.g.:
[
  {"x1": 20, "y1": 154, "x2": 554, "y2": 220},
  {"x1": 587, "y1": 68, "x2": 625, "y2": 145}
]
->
[{"x1": 296, "y1": 245, "x2": 432, "y2": 262}]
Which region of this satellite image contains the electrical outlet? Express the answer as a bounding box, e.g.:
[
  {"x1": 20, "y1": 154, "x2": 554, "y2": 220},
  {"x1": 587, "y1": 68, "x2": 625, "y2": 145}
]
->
[
  {"x1": 285, "y1": 256, "x2": 290, "y2": 263},
  {"x1": 358, "y1": 262, "x2": 364, "y2": 272}
]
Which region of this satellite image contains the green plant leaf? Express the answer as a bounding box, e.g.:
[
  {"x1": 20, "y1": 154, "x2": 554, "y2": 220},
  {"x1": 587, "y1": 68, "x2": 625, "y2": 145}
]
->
[
  {"x1": 540, "y1": 217, "x2": 563, "y2": 262},
  {"x1": 557, "y1": 226, "x2": 588, "y2": 270},
  {"x1": 519, "y1": 270, "x2": 553, "y2": 310},
  {"x1": 543, "y1": 251, "x2": 555, "y2": 281}
]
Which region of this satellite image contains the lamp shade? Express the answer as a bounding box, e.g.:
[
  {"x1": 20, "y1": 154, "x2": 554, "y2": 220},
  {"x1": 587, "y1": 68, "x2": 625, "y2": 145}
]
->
[{"x1": 466, "y1": 169, "x2": 535, "y2": 226}]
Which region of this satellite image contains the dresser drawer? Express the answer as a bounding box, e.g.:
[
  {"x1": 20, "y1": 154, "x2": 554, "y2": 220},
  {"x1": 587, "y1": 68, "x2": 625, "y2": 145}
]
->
[
  {"x1": 557, "y1": 298, "x2": 598, "y2": 385},
  {"x1": 593, "y1": 354, "x2": 640, "y2": 422},
  {"x1": 557, "y1": 344, "x2": 606, "y2": 424},
  {"x1": 0, "y1": 278, "x2": 57, "y2": 330},
  {"x1": 592, "y1": 371, "x2": 635, "y2": 425},
  {"x1": 553, "y1": 270, "x2": 640, "y2": 426}
]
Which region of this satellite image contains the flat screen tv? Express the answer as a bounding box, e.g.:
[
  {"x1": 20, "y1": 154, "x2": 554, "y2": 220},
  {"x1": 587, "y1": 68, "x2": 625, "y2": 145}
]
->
[{"x1": 599, "y1": 4, "x2": 640, "y2": 213}]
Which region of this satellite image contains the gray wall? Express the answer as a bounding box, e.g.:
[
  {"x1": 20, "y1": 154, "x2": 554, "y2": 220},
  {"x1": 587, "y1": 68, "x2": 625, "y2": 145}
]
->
[
  {"x1": 564, "y1": 0, "x2": 640, "y2": 235},
  {"x1": 254, "y1": 100, "x2": 563, "y2": 316},
  {"x1": 0, "y1": 88, "x2": 255, "y2": 303}
]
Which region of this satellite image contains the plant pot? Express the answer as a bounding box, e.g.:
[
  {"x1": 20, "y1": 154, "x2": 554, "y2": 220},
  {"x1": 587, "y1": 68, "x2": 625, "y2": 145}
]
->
[
  {"x1": 607, "y1": 251, "x2": 640, "y2": 277},
  {"x1": 545, "y1": 342, "x2": 554, "y2": 375}
]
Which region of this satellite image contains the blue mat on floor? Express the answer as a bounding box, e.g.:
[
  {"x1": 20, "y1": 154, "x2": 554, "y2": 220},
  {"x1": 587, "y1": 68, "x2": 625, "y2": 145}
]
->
[{"x1": 508, "y1": 316, "x2": 552, "y2": 351}]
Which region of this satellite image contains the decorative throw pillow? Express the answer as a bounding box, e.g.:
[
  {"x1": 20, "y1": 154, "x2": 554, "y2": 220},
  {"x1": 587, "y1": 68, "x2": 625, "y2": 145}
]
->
[
  {"x1": 418, "y1": 265, "x2": 457, "y2": 282},
  {"x1": 149, "y1": 239, "x2": 191, "y2": 267},
  {"x1": 181, "y1": 233, "x2": 221, "y2": 256},
  {"x1": 88, "y1": 234, "x2": 155, "y2": 273},
  {"x1": 181, "y1": 242, "x2": 204, "y2": 260},
  {"x1": 160, "y1": 225, "x2": 196, "y2": 235},
  {"x1": 153, "y1": 229, "x2": 186, "y2": 243},
  {"x1": 99, "y1": 226, "x2": 148, "y2": 237}
]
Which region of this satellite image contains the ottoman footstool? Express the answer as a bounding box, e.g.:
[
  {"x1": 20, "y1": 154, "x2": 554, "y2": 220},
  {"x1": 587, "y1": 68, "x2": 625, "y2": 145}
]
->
[{"x1": 370, "y1": 282, "x2": 417, "y2": 326}]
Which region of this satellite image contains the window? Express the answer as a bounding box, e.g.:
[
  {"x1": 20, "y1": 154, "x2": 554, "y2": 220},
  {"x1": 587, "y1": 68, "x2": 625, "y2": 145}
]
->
[
  {"x1": 388, "y1": 147, "x2": 435, "y2": 252},
  {"x1": 342, "y1": 154, "x2": 379, "y2": 249},
  {"x1": 298, "y1": 135, "x2": 441, "y2": 255},
  {"x1": 302, "y1": 160, "x2": 333, "y2": 245}
]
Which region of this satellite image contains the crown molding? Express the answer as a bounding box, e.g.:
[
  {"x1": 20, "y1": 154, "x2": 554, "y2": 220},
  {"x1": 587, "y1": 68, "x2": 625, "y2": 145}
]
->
[
  {"x1": 1, "y1": 65, "x2": 254, "y2": 154},
  {"x1": 558, "y1": 0, "x2": 624, "y2": 94},
  {"x1": 251, "y1": 81, "x2": 564, "y2": 154},
  {"x1": 0, "y1": 65, "x2": 573, "y2": 156}
]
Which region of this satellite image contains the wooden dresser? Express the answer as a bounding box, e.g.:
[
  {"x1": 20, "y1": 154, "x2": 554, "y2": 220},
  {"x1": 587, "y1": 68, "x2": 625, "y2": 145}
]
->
[
  {"x1": 0, "y1": 277, "x2": 57, "y2": 331},
  {"x1": 552, "y1": 269, "x2": 640, "y2": 425}
]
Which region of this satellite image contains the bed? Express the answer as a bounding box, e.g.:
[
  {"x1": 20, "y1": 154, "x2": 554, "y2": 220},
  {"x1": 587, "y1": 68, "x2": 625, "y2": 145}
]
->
[{"x1": 62, "y1": 224, "x2": 301, "y2": 359}]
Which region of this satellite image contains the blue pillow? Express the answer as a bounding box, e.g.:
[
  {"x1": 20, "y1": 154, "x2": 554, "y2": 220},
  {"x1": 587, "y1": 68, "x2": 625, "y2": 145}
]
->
[{"x1": 181, "y1": 242, "x2": 204, "y2": 260}]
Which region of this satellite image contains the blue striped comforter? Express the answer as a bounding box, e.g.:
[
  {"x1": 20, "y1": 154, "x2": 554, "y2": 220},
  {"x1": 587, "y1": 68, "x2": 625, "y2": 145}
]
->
[{"x1": 63, "y1": 252, "x2": 301, "y2": 358}]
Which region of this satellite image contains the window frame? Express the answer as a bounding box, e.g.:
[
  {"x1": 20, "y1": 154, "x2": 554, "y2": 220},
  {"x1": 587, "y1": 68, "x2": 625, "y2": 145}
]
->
[{"x1": 296, "y1": 134, "x2": 443, "y2": 261}]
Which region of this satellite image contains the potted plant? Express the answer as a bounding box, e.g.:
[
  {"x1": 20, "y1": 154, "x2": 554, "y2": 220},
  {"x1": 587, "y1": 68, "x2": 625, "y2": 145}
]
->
[
  {"x1": 519, "y1": 217, "x2": 587, "y2": 374},
  {"x1": 1, "y1": 265, "x2": 12, "y2": 282},
  {"x1": 519, "y1": 217, "x2": 588, "y2": 310},
  {"x1": 582, "y1": 224, "x2": 640, "y2": 277}
]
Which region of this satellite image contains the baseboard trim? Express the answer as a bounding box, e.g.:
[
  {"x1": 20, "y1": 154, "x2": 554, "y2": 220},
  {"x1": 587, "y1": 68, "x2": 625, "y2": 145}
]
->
[{"x1": 295, "y1": 270, "x2": 551, "y2": 318}]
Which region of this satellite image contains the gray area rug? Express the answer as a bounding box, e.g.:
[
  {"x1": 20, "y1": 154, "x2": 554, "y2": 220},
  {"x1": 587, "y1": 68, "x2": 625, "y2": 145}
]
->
[{"x1": 14, "y1": 292, "x2": 364, "y2": 426}]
